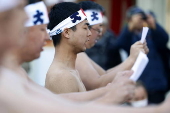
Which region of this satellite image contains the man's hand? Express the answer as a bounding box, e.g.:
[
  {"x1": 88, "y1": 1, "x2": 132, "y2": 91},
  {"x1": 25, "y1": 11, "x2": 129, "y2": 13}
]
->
[
  {"x1": 129, "y1": 41, "x2": 144, "y2": 60},
  {"x1": 98, "y1": 71, "x2": 136, "y2": 104},
  {"x1": 129, "y1": 41, "x2": 149, "y2": 61},
  {"x1": 146, "y1": 14, "x2": 156, "y2": 29},
  {"x1": 128, "y1": 14, "x2": 146, "y2": 31},
  {"x1": 143, "y1": 40, "x2": 149, "y2": 54}
]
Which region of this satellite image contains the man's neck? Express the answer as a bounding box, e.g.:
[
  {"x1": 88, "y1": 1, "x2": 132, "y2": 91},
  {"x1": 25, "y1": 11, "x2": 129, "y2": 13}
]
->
[
  {"x1": 54, "y1": 43, "x2": 77, "y2": 70},
  {"x1": 2, "y1": 51, "x2": 19, "y2": 67},
  {"x1": 1, "y1": 50, "x2": 27, "y2": 76}
]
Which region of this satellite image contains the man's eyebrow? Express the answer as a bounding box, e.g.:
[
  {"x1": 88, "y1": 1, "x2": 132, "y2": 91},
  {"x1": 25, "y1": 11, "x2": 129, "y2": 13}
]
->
[
  {"x1": 100, "y1": 24, "x2": 103, "y2": 27},
  {"x1": 84, "y1": 23, "x2": 90, "y2": 26}
]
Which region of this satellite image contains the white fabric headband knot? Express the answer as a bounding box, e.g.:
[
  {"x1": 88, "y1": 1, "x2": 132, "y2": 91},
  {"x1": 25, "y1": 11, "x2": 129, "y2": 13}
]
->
[
  {"x1": 24, "y1": 1, "x2": 49, "y2": 27},
  {"x1": 84, "y1": 10, "x2": 103, "y2": 26},
  {"x1": 48, "y1": 9, "x2": 87, "y2": 37},
  {"x1": 0, "y1": 0, "x2": 20, "y2": 12}
]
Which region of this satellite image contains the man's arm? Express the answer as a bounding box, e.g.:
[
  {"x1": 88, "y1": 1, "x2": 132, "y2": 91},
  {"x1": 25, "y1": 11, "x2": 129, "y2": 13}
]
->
[
  {"x1": 46, "y1": 69, "x2": 125, "y2": 104},
  {"x1": 60, "y1": 71, "x2": 135, "y2": 105},
  {"x1": 76, "y1": 41, "x2": 147, "y2": 90},
  {"x1": 1, "y1": 74, "x2": 169, "y2": 113},
  {"x1": 76, "y1": 53, "x2": 134, "y2": 90},
  {"x1": 59, "y1": 87, "x2": 106, "y2": 102},
  {"x1": 106, "y1": 41, "x2": 148, "y2": 73}
]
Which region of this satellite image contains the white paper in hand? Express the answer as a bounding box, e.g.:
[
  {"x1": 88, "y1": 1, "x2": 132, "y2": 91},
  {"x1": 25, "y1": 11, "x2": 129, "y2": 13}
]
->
[
  {"x1": 140, "y1": 27, "x2": 149, "y2": 43},
  {"x1": 130, "y1": 52, "x2": 149, "y2": 82}
]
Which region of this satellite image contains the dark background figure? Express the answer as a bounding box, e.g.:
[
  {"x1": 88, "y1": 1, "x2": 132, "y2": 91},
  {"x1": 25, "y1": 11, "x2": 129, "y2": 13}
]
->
[
  {"x1": 147, "y1": 11, "x2": 170, "y2": 92},
  {"x1": 86, "y1": 15, "x2": 122, "y2": 70},
  {"x1": 116, "y1": 6, "x2": 169, "y2": 104}
]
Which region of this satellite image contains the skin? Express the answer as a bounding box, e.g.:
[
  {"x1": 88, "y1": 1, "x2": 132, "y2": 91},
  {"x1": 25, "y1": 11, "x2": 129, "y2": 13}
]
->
[
  {"x1": 128, "y1": 14, "x2": 146, "y2": 31},
  {"x1": 46, "y1": 20, "x2": 91, "y2": 94},
  {"x1": 0, "y1": 0, "x2": 27, "y2": 61},
  {"x1": 146, "y1": 14, "x2": 156, "y2": 29},
  {"x1": 0, "y1": 1, "x2": 170, "y2": 112},
  {"x1": 85, "y1": 23, "x2": 103, "y2": 49},
  {"x1": 76, "y1": 20, "x2": 149, "y2": 91},
  {"x1": 20, "y1": 24, "x2": 49, "y2": 62},
  {"x1": 133, "y1": 86, "x2": 148, "y2": 101},
  {"x1": 45, "y1": 19, "x2": 136, "y2": 104}
]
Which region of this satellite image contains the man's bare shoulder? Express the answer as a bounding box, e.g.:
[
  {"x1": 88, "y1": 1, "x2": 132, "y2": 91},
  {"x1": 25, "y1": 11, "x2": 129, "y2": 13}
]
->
[
  {"x1": 0, "y1": 68, "x2": 24, "y2": 86},
  {"x1": 46, "y1": 69, "x2": 76, "y2": 81},
  {"x1": 76, "y1": 52, "x2": 93, "y2": 70},
  {"x1": 77, "y1": 52, "x2": 89, "y2": 59},
  {"x1": 45, "y1": 68, "x2": 79, "y2": 93},
  {"x1": 76, "y1": 52, "x2": 90, "y2": 66}
]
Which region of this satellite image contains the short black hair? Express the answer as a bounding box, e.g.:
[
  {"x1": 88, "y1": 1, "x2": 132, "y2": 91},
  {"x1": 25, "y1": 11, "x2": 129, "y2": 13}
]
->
[
  {"x1": 28, "y1": 0, "x2": 42, "y2": 5},
  {"x1": 48, "y1": 2, "x2": 80, "y2": 47},
  {"x1": 78, "y1": 1, "x2": 105, "y2": 13},
  {"x1": 126, "y1": 6, "x2": 147, "y2": 21}
]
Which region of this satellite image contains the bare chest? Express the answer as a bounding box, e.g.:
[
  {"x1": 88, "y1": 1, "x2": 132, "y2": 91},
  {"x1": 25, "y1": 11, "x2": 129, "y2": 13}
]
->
[{"x1": 70, "y1": 70, "x2": 86, "y2": 92}]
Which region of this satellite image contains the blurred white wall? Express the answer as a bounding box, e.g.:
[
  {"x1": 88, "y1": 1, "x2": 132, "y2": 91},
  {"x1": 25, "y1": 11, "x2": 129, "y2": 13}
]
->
[
  {"x1": 137, "y1": 0, "x2": 166, "y2": 27},
  {"x1": 137, "y1": 0, "x2": 170, "y2": 48},
  {"x1": 29, "y1": 47, "x2": 55, "y2": 86}
]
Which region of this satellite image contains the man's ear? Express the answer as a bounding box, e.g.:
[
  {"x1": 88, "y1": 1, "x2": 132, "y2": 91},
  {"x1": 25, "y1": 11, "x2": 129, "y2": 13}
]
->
[{"x1": 62, "y1": 28, "x2": 71, "y2": 39}]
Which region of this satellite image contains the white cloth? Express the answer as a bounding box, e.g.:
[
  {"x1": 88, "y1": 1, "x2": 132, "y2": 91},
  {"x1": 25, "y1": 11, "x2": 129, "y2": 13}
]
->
[
  {"x1": 49, "y1": 9, "x2": 87, "y2": 37},
  {"x1": 24, "y1": 1, "x2": 49, "y2": 27},
  {"x1": 130, "y1": 99, "x2": 148, "y2": 107},
  {"x1": 44, "y1": 0, "x2": 76, "y2": 6},
  {"x1": 84, "y1": 10, "x2": 103, "y2": 26}
]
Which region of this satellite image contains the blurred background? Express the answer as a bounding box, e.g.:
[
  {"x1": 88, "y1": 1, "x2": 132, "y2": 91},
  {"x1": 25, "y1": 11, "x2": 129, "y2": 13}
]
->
[{"x1": 25, "y1": 0, "x2": 170, "y2": 86}]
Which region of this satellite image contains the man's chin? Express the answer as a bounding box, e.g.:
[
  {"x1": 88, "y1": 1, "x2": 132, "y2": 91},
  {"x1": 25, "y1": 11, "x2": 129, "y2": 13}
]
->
[
  {"x1": 85, "y1": 44, "x2": 93, "y2": 49},
  {"x1": 29, "y1": 54, "x2": 40, "y2": 62},
  {"x1": 82, "y1": 47, "x2": 87, "y2": 52},
  {"x1": 88, "y1": 44, "x2": 95, "y2": 49}
]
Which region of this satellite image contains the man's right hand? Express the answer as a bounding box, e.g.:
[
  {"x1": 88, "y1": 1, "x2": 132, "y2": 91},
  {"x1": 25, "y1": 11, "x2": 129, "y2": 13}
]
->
[
  {"x1": 102, "y1": 70, "x2": 136, "y2": 104},
  {"x1": 129, "y1": 41, "x2": 149, "y2": 61}
]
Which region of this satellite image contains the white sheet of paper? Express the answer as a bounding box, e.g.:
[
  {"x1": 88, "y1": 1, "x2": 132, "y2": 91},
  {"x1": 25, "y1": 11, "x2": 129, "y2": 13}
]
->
[
  {"x1": 140, "y1": 27, "x2": 149, "y2": 43},
  {"x1": 130, "y1": 52, "x2": 149, "y2": 82}
]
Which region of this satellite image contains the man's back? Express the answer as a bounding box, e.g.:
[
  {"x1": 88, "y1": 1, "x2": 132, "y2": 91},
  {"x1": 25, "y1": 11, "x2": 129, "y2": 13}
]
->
[
  {"x1": 45, "y1": 62, "x2": 86, "y2": 94},
  {"x1": 0, "y1": 67, "x2": 79, "y2": 113}
]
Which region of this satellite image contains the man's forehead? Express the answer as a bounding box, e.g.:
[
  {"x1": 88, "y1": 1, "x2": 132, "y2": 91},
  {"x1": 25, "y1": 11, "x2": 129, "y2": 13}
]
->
[
  {"x1": 132, "y1": 13, "x2": 144, "y2": 17},
  {"x1": 92, "y1": 23, "x2": 102, "y2": 27},
  {"x1": 29, "y1": 24, "x2": 47, "y2": 29},
  {"x1": 78, "y1": 19, "x2": 89, "y2": 26}
]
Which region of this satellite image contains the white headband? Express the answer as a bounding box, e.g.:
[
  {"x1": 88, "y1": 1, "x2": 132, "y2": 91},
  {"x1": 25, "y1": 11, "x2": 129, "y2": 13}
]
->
[
  {"x1": 24, "y1": 1, "x2": 49, "y2": 27},
  {"x1": 49, "y1": 9, "x2": 87, "y2": 37},
  {"x1": 44, "y1": 0, "x2": 58, "y2": 7},
  {"x1": 85, "y1": 10, "x2": 103, "y2": 26},
  {"x1": 44, "y1": 0, "x2": 76, "y2": 7},
  {"x1": 0, "y1": 0, "x2": 20, "y2": 12}
]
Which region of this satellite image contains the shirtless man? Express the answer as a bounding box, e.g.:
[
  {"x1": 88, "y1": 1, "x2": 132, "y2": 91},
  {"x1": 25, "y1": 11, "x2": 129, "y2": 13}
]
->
[
  {"x1": 76, "y1": 1, "x2": 149, "y2": 90},
  {"x1": 1, "y1": 0, "x2": 133, "y2": 106},
  {"x1": 0, "y1": 0, "x2": 170, "y2": 113},
  {"x1": 18, "y1": 1, "x2": 127, "y2": 104},
  {"x1": 45, "y1": 2, "x2": 139, "y2": 105},
  {"x1": 0, "y1": 0, "x2": 135, "y2": 106}
]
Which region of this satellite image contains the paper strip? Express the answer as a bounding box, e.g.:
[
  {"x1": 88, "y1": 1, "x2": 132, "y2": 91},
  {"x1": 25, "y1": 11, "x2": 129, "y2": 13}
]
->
[
  {"x1": 140, "y1": 27, "x2": 149, "y2": 43},
  {"x1": 130, "y1": 52, "x2": 149, "y2": 82}
]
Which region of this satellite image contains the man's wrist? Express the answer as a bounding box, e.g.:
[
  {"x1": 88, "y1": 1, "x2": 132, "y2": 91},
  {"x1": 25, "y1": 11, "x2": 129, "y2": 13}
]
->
[{"x1": 127, "y1": 56, "x2": 136, "y2": 66}]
